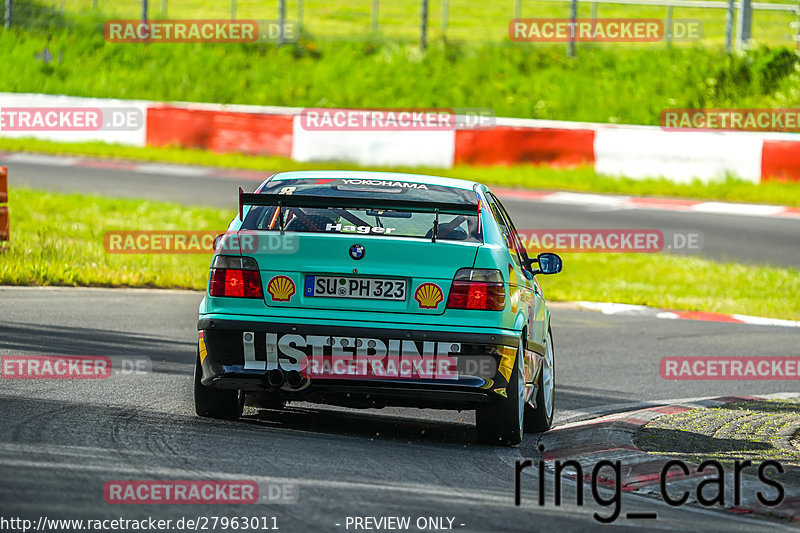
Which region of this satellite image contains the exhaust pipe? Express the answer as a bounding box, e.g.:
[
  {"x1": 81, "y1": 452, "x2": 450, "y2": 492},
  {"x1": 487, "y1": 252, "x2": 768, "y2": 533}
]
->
[
  {"x1": 266, "y1": 369, "x2": 285, "y2": 387},
  {"x1": 286, "y1": 370, "x2": 305, "y2": 389}
]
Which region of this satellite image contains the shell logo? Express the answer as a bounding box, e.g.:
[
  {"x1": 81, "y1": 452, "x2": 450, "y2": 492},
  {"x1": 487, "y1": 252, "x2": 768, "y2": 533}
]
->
[
  {"x1": 414, "y1": 283, "x2": 443, "y2": 309},
  {"x1": 267, "y1": 275, "x2": 295, "y2": 302}
]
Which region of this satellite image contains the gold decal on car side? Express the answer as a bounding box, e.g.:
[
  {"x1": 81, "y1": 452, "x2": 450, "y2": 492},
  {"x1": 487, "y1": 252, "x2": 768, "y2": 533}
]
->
[
  {"x1": 497, "y1": 345, "x2": 517, "y2": 383},
  {"x1": 508, "y1": 264, "x2": 519, "y2": 313},
  {"x1": 198, "y1": 332, "x2": 208, "y2": 364}
]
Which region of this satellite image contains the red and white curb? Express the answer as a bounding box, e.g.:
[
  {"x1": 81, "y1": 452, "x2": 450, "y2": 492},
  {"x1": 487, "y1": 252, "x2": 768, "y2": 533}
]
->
[
  {"x1": 576, "y1": 301, "x2": 800, "y2": 328},
  {"x1": 2, "y1": 152, "x2": 799, "y2": 221},
  {"x1": 493, "y1": 187, "x2": 800, "y2": 219},
  {"x1": 0, "y1": 152, "x2": 269, "y2": 181},
  {"x1": 539, "y1": 393, "x2": 800, "y2": 522}
]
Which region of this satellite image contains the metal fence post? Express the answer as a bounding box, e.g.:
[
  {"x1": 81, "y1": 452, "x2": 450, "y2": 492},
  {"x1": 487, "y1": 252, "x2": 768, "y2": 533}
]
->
[
  {"x1": 297, "y1": 0, "x2": 303, "y2": 36},
  {"x1": 420, "y1": 0, "x2": 428, "y2": 50},
  {"x1": 666, "y1": 5, "x2": 672, "y2": 47},
  {"x1": 93, "y1": 0, "x2": 98, "y2": 10},
  {"x1": 141, "y1": 0, "x2": 148, "y2": 21},
  {"x1": 371, "y1": 0, "x2": 379, "y2": 32},
  {"x1": 515, "y1": 0, "x2": 521, "y2": 19},
  {"x1": 278, "y1": 0, "x2": 285, "y2": 45},
  {"x1": 796, "y1": 0, "x2": 800, "y2": 48},
  {"x1": 161, "y1": 0, "x2": 167, "y2": 16},
  {"x1": 442, "y1": 0, "x2": 449, "y2": 34},
  {"x1": 4, "y1": 0, "x2": 12, "y2": 29},
  {"x1": 736, "y1": 0, "x2": 752, "y2": 49},
  {"x1": 568, "y1": 0, "x2": 577, "y2": 57},
  {"x1": 725, "y1": 0, "x2": 734, "y2": 51},
  {"x1": 230, "y1": 0, "x2": 236, "y2": 20},
  {"x1": 591, "y1": 1, "x2": 598, "y2": 20}
]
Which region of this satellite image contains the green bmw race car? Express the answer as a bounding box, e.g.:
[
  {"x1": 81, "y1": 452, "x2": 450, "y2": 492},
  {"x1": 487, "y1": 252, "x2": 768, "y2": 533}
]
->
[{"x1": 195, "y1": 171, "x2": 562, "y2": 446}]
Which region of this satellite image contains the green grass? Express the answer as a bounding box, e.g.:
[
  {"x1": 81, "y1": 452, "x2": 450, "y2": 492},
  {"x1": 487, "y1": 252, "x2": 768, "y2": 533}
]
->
[
  {"x1": 3, "y1": 187, "x2": 799, "y2": 319},
  {"x1": 536, "y1": 253, "x2": 800, "y2": 319},
  {"x1": 0, "y1": 187, "x2": 230, "y2": 288},
  {"x1": 3, "y1": 137, "x2": 800, "y2": 207},
  {"x1": 2, "y1": 22, "x2": 799, "y2": 126}
]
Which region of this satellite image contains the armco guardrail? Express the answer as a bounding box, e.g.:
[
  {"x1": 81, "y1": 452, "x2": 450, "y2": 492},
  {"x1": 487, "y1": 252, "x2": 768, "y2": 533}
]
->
[{"x1": 0, "y1": 166, "x2": 8, "y2": 244}]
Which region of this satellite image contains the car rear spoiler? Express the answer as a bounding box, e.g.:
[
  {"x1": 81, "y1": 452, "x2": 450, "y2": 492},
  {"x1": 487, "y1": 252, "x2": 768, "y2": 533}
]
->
[
  {"x1": 238, "y1": 187, "x2": 481, "y2": 242},
  {"x1": 239, "y1": 189, "x2": 480, "y2": 218}
]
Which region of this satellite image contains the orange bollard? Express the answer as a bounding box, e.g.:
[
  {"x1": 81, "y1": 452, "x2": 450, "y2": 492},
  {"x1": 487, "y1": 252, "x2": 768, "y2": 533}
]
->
[{"x1": 0, "y1": 166, "x2": 6, "y2": 203}]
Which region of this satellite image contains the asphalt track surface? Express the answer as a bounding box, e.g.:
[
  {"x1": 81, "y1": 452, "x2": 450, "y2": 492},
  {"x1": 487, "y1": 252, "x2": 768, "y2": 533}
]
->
[
  {"x1": 1, "y1": 159, "x2": 800, "y2": 532},
  {"x1": 4, "y1": 157, "x2": 800, "y2": 268}
]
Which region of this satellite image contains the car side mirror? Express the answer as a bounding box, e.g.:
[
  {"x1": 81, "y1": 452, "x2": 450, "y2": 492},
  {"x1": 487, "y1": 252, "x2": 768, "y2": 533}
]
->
[{"x1": 532, "y1": 252, "x2": 563, "y2": 275}]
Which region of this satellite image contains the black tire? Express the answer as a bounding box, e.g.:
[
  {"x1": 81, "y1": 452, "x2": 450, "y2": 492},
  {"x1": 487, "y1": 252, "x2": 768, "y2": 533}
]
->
[
  {"x1": 475, "y1": 338, "x2": 524, "y2": 446},
  {"x1": 523, "y1": 328, "x2": 555, "y2": 433},
  {"x1": 194, "y1": 350, "x2": 244, "y2": 420}
]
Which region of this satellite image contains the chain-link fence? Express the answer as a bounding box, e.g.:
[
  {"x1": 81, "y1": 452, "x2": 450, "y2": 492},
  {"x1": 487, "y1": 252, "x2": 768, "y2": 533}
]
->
[{"x1": 3, "y1": 0, "x2": 799, "y2": 50}]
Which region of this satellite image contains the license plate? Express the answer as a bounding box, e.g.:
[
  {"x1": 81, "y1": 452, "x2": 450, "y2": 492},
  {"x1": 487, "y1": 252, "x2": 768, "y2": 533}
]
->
[{"x1": 304, "y1": 276, "x2": 407, "y2": 301}]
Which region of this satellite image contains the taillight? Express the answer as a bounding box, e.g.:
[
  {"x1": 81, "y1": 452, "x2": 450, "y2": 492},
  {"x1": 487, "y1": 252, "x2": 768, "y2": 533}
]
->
[
  {"x1": 446, "y1": 268, "x2": 505, "y2": 311},
  {"x1": 209, "y1": 256, "x2": 263, "y2": 298}
]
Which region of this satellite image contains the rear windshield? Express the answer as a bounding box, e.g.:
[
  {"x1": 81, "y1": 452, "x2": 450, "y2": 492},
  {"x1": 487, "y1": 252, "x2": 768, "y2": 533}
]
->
[
  {"x1": 259, "y1": 177, "x2": 479, "y2": 205},
  {"x1": 242, "y1": 178, "x2": 481, "y2": 242}
]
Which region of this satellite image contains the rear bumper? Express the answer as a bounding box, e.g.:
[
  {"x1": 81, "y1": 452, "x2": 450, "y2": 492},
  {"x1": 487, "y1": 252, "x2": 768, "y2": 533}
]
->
[{"x1": 197, "y1": 317, "x2": 534, "y2": 409}]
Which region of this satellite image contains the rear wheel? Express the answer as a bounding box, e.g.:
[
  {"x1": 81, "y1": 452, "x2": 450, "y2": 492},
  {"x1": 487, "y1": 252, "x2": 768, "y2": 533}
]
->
[
  {"x1": 524, "y1": 328, "x2": 555, "y2": 433},
  {"x1": 475, "y1": 338, "x2": 525, "y2": 446},
  {"x1": 194, "y1": 350, "x2": 244, "y2": 420}
]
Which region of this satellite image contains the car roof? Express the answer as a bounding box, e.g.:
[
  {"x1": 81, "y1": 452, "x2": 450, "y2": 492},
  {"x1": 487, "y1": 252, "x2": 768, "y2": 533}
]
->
[{"x1": 266, "y1": 171, "x2": 480, "y2": 191}]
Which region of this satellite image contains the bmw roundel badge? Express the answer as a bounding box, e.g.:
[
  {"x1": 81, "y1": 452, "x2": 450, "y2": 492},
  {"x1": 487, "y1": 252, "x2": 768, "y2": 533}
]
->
[{"x1": 349, "y1": 244, "x2": 365, "y2": 260}]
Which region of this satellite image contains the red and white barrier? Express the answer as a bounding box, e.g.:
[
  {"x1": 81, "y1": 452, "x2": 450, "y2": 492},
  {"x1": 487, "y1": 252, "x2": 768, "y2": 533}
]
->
[
  {"x1": 147, "y1": 104, "x2": 294, "y2": 157},
  {"x1": 593, "y1": 127, "x2": 765, "y2": 184},
  {"x1": 290, "y1": 114, "x2": 456, "y2": 167},
  {"x1": 1, "y1": 93, "x2": 798, "y2": 183},
  {"x1": 0, "y1": 93, "x2": 149, "y2": 146}
]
